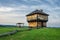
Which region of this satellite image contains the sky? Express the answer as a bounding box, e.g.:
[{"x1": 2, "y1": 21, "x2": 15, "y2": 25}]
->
[{"x1": 0, "y1": 0, "x2": 60, "y2": 27}]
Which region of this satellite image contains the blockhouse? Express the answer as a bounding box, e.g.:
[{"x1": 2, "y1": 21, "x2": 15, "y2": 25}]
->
[{"x1": 26, "y1": 9, "x2": 49, "y2": 28}]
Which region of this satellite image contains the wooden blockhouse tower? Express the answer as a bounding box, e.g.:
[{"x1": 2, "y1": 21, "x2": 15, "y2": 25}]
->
[{"x1": 26, "y1": 9, "x2": 49, "y2": 28}]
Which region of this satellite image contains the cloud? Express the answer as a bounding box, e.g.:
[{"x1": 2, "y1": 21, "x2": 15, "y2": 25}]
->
[
  {"x1": 0, "y1": 5, "x2": 60, "y2": 27},
  {"x1": 0, "y1": 12, "x2": 27, "y2": 25},
  {"x1": 0, "y1": 7, "x2": 13, "y2": 12},
  {"x1": 0, "y1": 5, "x2": 28, "y2": 25},
  {"x1": 23, "y1": 0, "x2": 41, "y2": 2},
  {"x1": 0, "y1": 0, "x2": 60, "y2": 27}
]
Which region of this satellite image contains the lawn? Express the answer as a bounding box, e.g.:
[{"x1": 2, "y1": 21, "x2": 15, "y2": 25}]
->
[
  {"x1": 0, "y1": 27, "x2": 60, "y2": 40},
  {"x1": 0, "y1": 27, "x2": 27, "y2": 34}
]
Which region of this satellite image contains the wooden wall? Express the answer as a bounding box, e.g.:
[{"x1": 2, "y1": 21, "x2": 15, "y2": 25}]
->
[
  {"x1": 27, "y1": 14, "x2": 48, "y2": 21},
  {"x1": 43, "y1": 22, "x2": 46, "y2": 27},
  {"x1": 28, "y1": 22, "x2": 37, "y2": 27},
  {"x1": 38, "y1": 22, "x2": 42, "y2": 27},
  {"x1": 27, "y1": 14, "x2": 37, "y2": 21},
  {"x1": 28, "y1": 22, "x2": 47, "y2": 28},
  {"x1": 38, "y1": 14, "x2": 48, "y2": 20}
]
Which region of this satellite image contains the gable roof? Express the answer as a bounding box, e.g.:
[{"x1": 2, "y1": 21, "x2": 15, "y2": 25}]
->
[{"x1": 26, "y1": 9, "x2": 49, "y2": 16}]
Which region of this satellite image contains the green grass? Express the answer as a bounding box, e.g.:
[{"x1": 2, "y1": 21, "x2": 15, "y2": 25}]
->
[
  {"x1": 0, "y1": 27, "x2": 27, "y2": 34},
  {"x1": 0, "y1": 27, "x2": 60, "y2": 40}
]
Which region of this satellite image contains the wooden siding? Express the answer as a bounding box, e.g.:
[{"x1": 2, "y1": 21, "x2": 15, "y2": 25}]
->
[
  {"x1": 28, "y1": 22, "x2": 37, "y2": 27},
  {"x1": 38, "y1": 22, "x2": 42, "y2": 27},
  {"x1": 43, "y1": 22, "x2": 46, "y2": 27},
  {"x1": 27, "y1": 14, "x2": 37, "y2": 21},
  {"x1": 27, "y1": 14, "x2": 48, "y2": 21},
  {"x1": 28, "y1": 22, "x2": 47, "y2": 28},
  {"x1": 38, "y1": 14, "x2": 48, "y2": 20}
]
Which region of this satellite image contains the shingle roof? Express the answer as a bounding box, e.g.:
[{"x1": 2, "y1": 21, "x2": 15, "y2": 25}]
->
[{"x1": 26, "y1": 9, "x2": 49, "y2": 16}]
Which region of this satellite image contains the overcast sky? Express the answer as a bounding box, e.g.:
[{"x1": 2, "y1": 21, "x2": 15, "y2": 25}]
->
[{"x1": 0, "y1": 0, "x2": 60, "y2": 27}]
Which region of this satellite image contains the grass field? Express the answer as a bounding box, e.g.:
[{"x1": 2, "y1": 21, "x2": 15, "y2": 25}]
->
[
  {"x1": 0, "y1": 27, "x2": 60, "y2": 40},
  {"x1": 0, "y1": 27, "x2": 27, "y2": 34}
]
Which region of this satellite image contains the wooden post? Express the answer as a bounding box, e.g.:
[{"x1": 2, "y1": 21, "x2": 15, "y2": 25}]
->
[{"x1": 37, "y1": 14, "x2": 38, "y2": 29}]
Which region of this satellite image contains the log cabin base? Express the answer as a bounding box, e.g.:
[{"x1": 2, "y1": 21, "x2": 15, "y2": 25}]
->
[{"x1": 28, "y1": 22, "x2": 47, "y2": 28}]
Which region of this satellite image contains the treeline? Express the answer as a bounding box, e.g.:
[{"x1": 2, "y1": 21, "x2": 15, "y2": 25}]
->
[
  {"x1": 0, "y1": 25, "x2": 29, "y2": 28},
  {"x1": 0, "y1": 25, "x2": 16, "y2": 27}
]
